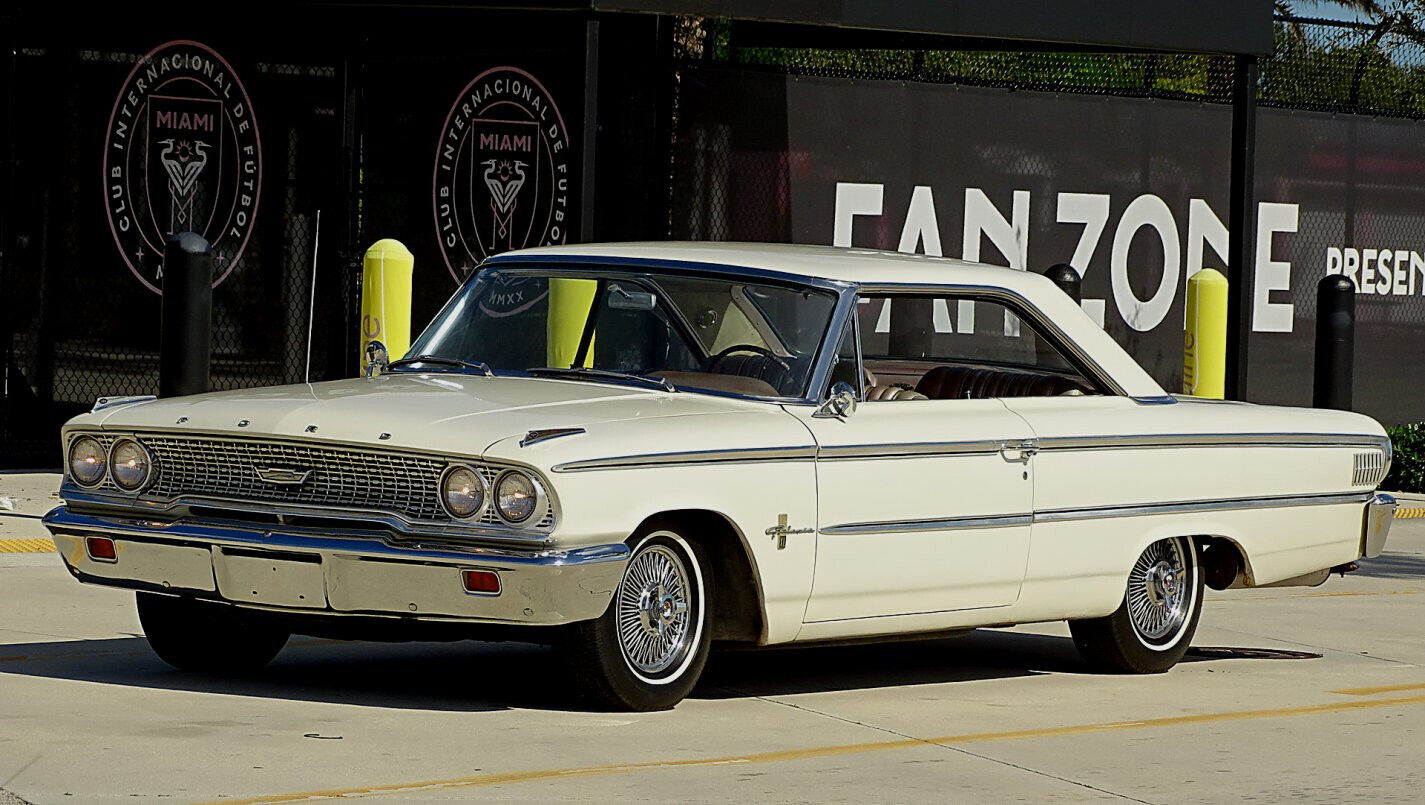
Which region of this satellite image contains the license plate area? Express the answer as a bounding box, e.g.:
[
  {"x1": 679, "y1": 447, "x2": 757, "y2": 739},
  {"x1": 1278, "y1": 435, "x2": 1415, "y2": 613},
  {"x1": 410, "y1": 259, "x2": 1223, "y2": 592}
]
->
[{"x1": 213, "y1": 547, "x2": 327, "y2": 609}]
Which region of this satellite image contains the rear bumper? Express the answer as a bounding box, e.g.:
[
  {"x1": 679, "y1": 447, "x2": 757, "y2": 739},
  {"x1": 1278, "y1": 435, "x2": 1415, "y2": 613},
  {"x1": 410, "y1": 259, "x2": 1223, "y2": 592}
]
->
[
  {"x1": 1362, "y1": 493, "x2": 1397, "y2": 559},
  {"x1": 43, "y1": 507, "x2": 627, "y2": 626}
]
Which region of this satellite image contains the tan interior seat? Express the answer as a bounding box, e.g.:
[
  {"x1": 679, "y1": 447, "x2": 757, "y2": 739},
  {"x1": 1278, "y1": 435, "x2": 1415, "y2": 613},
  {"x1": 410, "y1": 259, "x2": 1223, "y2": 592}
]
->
[{"x1": 861, "y1": 367, "x2": 928, "y2": 401}]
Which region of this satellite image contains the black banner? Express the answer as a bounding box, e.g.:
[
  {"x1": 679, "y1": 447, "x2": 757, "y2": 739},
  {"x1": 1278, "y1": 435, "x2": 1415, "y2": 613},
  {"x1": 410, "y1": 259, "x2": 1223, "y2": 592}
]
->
[{"x1": 673, "y1": 67, "x2": 1425, "y2": 424}]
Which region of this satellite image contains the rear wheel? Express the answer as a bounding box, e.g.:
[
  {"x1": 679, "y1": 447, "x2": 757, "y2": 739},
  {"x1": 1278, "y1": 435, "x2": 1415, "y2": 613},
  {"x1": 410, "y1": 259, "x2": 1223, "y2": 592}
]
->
[
  {"x1": 136, "y1": 593, "x2": 289, "y2": 673},
  {"x1": 1070, "y1": 536, "x2": 1204, "y2": 674},
  {"x1": 563, "y1": 530, "x2": 711, "y2": 711}
]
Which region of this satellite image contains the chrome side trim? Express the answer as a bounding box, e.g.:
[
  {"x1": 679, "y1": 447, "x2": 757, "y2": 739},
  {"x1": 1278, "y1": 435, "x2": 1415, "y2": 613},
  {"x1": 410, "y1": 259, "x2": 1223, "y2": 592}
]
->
[
  {"x1": 818, "y1": 440, "x2": 1003, "y2": 461},
  {"x1": 520, "y1": 428, "x2": 586, "y2": 448},
  {"x1": 1034, "y1": 491, "x2": 1372, "y2": 524},
  {"x1": 822, "y1": 513, "x2": 1032, "y2": 535},
  {"x1": 1036, "y1": 433, "x2": 1393, "y2": 452},
  {"x1": 551, "y1": 445, "x2": 818, "y2": 473},
  {"x1": 1129, "y1": 395, "x2": 1178, "y2": 405}
]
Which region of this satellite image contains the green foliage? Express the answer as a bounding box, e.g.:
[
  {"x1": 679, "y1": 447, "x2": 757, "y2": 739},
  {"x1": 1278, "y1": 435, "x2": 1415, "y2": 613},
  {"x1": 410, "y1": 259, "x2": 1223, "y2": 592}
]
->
[{"x1": 1383, "y1": 423, "x2": 1425, "y2": 492}]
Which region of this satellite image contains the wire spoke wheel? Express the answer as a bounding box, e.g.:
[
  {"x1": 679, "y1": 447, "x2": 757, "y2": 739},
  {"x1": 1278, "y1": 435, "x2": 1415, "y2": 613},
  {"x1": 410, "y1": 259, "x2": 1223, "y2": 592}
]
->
[
  {"x1": 615, "y1": 544, "x2": 694, "y2": 676},
  {"x1": 1126, "y1": 538, "x2": 1190, "y2": 643}
]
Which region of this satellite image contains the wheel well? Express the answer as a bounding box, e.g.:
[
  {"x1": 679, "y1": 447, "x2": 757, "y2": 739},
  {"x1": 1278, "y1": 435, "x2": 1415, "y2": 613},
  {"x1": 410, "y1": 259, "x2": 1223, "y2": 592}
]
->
[
  {"x1": 632, "y1": 510, "x2": 765, "y2": 644},
  {"x1": 1195, "y1": 535, "x2": 1254, "y2": 589}
]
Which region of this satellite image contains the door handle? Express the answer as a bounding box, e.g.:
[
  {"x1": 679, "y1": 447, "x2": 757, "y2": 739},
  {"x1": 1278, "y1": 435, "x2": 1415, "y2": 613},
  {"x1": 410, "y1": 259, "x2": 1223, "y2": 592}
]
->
[{"x1": 999, "y1": 439, "x2": 1039, "y2": 464}]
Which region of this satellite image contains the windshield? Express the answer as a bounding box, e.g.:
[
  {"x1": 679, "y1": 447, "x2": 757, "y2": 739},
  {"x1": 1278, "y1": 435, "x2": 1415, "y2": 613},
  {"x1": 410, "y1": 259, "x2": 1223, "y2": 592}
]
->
[{"x1": 401, "y1": 267, "x2": 841, "y2": 399}]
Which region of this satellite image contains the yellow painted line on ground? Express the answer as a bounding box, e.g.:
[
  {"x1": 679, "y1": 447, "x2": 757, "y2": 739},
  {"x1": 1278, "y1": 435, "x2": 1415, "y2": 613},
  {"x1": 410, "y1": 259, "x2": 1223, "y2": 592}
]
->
[
  {"x1": 205, "y1": 692, "x2": 1425, "y2": 805},
  {"x1": 0, "y1": 538, "x2": 53, "y2": 553},
  {"x1": 1330, "y1": 681, "x2": 1425, "y2": 697},
  {"x1": 1395, "y1": 507, "x2": 1425, "y2": 519}
]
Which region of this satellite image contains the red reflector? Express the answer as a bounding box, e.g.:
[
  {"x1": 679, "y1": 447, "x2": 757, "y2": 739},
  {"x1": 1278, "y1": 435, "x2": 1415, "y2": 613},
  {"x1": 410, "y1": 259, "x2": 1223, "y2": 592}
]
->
[
  {"x1": 461, "y1": 569, "x2": 501, "y2": 594},
  {"x1": 86, "y1": 537, "x2": 117, "y2": 562}
]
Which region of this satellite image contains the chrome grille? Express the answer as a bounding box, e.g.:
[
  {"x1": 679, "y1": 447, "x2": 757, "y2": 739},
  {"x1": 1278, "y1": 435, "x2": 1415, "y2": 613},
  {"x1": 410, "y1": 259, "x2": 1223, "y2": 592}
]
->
[
  {"x1": 1353, "y1": 450, "x2": 1387, "y2": 487},
  {"x1": 68, "y1": 432, "x2": 554, "y2": 529}
]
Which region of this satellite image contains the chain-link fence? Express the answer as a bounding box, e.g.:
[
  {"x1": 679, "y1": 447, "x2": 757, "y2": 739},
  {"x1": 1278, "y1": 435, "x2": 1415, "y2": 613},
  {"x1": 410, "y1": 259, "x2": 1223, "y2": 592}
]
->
[
  {"x1": 1, "y1": 46, "x2": 349, "y2": 467},
  {"x1": 667, "y1": 14, "x2": 1425, "y2": 424}
]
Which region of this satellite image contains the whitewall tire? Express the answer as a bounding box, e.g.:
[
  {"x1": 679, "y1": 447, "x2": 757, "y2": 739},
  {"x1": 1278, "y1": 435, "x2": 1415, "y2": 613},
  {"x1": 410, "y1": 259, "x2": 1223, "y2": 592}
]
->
[
  {"x1": 563, "y1": 529, "x2": 712, "y2": 710},
  {"x1": 1069, "y1": 536, "x2": 1204, "y2": 674}
]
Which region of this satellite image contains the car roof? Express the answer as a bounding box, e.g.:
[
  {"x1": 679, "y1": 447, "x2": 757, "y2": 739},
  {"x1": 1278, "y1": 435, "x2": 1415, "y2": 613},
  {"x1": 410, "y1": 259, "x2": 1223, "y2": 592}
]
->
[{"x1": 492, "y1": 241, "x2": 1044, "y2": 289}]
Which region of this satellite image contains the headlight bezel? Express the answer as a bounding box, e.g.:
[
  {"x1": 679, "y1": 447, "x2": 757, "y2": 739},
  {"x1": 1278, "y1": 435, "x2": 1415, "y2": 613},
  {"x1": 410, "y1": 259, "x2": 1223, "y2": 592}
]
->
[
  {"x1": 493, "y1": 469, "x2": 543, "y2": 524},
  {"x1": 108, "y1": 437, "x2": 155, "y2": 492},
  {"x1": 67, "y1": 435, "x2": 108, "y2": 488},
  {"x1": 439, "y1": 464, "x2": 489, "y2": 520}
]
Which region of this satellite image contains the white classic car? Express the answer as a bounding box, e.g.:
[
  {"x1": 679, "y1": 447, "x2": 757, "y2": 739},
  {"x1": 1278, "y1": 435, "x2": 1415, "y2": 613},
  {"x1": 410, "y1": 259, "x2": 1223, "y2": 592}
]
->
[{"x1": 46, "y1": 243, "x2": 1396, "y2": 710}]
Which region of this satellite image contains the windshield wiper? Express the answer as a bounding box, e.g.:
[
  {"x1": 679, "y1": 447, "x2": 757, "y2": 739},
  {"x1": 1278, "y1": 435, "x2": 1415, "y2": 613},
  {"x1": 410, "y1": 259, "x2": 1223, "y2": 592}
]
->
[
  {"x1": 389, "y1": 354, "x2": 494, "y2": 376},
  {"x1": 527, "y1": 367, "x2": 677, "y2": 393}
]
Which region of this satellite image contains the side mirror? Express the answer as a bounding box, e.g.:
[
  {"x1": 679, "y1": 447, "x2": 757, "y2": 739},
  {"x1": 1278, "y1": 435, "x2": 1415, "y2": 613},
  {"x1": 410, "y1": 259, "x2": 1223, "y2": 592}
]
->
[
  {"x1": 364, "y1": 340, "x2": 389, "y2": 378},
  {"x1": 607, "y1": 283, "x2": 658, "y2": 311},
  {"x1": 814, "y1": 381, "x2": 858, "y2": 419}
]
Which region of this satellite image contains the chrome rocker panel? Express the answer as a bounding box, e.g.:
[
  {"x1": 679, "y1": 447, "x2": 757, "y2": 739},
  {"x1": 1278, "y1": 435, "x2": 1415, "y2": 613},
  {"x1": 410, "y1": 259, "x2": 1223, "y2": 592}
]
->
[{"x1": 43, "y1": 507, "x2": 628, "y2": 627}]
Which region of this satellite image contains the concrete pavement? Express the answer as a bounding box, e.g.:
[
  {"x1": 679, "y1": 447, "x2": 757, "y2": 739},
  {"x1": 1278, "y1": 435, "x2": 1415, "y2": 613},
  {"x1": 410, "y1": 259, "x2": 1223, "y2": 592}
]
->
[{"x1": 0, "y1": 477, "x2": 1422, "y2": 802}]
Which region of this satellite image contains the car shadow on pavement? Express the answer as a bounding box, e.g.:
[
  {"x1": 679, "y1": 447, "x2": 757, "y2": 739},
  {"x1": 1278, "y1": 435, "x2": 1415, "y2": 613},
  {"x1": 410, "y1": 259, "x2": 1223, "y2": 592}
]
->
[
  {"x1": 0, "y1": 635, "x2": 572, "y2": 712},
  {"x1": 693, "y1": 629, "x2": 1079, "y2": 699},
  {"x1": 1353, "y1": 550, "x2": 1425, "y2": 579}
]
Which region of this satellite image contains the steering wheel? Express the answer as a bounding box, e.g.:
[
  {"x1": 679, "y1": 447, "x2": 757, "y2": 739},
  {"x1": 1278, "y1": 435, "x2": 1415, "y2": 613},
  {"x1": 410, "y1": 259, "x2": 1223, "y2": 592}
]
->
[{"x1": 706, "y1": 344, "x2": 792, "y2": 373}]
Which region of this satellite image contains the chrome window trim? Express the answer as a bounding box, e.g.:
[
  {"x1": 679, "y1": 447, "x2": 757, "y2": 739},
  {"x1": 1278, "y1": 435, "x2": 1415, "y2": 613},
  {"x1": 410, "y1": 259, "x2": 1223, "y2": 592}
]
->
[
  {"x1": 855, "y1": 282, "x2": 1132, "y2": 400},
  {"x1": 478, "y1": 257, "x2": 858, "y2": 405},
  {"x1": 552, "y1": 445, "x2": 818, "y2": 473}
]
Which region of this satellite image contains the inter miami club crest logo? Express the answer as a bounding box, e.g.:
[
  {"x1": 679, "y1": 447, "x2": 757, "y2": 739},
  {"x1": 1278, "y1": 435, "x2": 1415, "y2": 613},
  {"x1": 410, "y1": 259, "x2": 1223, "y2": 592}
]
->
[
  {"x1": 433, "y1": 66, "x2": 571, "y2": 283},
  {"x1": 103, "y1": 40, "x2": 262, "y2": 293}
]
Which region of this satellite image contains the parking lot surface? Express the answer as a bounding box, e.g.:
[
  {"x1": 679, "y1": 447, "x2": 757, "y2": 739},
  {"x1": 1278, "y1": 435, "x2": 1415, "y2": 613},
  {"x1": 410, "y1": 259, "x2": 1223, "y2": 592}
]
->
[{"x1": 1, "y1": 481, "x2": 1422, "y2": 803}]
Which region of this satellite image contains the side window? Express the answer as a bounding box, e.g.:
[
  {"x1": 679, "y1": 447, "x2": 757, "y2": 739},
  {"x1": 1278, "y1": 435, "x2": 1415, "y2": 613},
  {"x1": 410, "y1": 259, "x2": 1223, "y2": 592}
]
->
[{"x1": 855, "y1": 294, "x2": 1100, "y2": 400}]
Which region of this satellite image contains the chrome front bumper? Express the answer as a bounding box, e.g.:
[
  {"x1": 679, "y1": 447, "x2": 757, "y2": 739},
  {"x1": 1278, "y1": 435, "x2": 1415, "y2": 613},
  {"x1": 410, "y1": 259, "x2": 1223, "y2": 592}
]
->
[
  {"x1": 1362, "y1": 493, "x2": 1397, "y2": 559},
  {"x1": 43, "y1": 507, "x2": 628, "y2": 626}
]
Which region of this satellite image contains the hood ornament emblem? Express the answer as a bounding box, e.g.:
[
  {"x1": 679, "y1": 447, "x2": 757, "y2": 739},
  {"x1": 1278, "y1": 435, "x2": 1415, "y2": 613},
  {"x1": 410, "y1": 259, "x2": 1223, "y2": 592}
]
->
[{"x1": 254, "y1": 465, "x2": 313, "y2": 486}]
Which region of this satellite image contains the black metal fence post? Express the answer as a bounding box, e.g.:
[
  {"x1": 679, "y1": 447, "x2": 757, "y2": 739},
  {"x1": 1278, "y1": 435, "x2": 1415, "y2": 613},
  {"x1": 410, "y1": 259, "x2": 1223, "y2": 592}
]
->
[
  {"x1": 159, "y1": 232, "x2": 213, "y2": 398},
  {"x1": 1042, "y1": 263, "x2": 1082, "y2": 304},
  {"x1": 1313, "y1": 274, "x2": 1355, "y2": 411}
]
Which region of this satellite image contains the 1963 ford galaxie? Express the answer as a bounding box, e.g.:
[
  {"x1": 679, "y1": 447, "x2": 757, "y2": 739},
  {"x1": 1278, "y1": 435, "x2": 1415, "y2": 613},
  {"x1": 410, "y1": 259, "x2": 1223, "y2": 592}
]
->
[{"x1": 45, "y1": 243, "x2": 1396, "y2": 710}]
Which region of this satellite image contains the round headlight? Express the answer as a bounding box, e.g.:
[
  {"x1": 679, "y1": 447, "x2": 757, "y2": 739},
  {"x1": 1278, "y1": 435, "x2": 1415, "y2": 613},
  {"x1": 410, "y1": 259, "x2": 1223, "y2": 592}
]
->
[
  {"x1": 442, "y1": 466, "x2": 487, "y2": 519},
  {"x1": 494, "y1": 470, "x2": 539, "y2": 523},
  {"x1": 68, "y1": 436, "x2": 107, "y2": 487},
  {"x1": 109, "y1": 439, "x2": 153, "y2": 491}
]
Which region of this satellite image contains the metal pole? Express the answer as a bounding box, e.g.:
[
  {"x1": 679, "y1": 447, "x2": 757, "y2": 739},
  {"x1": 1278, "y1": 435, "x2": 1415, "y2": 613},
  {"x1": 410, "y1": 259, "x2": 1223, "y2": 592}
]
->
[
  {"x1": 1042, "y1": 263, "x2": 1082, "y2": 304},
  {"x1": 159, "y1": 232, "x2": 213, "y2": 398},
  {"x1": 1313, "y1": 274, "x2": 1355, "y2": 411},
  {"x1": 581, "y1": 19, "x2": 600, "y2": 242},
  {"x1": 1224, "y1": 55, "x2": 1258, "y2": 401}
]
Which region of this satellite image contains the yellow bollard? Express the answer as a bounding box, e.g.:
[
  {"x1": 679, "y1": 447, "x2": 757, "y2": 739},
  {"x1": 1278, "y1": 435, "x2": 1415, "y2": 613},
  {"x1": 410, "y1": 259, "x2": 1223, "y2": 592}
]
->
[
  {"x1": 546, "y1": 278, "x2": 599, "y2": 368},
  {"x1": 360, "y1": 239, "x2": 414, "y2": 374},
  {"x1": 1183, "y1": 268, "x2": 1228, "y2": 399}
]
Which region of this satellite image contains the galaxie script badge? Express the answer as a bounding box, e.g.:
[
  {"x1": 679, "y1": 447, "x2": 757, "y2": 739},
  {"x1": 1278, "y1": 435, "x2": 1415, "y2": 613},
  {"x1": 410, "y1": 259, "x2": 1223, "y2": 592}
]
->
[
  {"x1": 103, "y1": 40, "x2": 262, "y2": 294},
  {"x1": 433, "y1": 66, "x2": 571, "y2": 283}
]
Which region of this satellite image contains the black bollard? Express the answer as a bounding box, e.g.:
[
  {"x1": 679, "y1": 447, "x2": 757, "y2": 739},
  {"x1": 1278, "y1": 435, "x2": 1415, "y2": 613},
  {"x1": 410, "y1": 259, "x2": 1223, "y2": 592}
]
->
[
  {"x1": 1042, "y1": 263, "x2": 1082, "y2": 304},
  {"x1": 159, "y1": 232, "x2": 214, "y2": 398},
  {"x1": 1313, "y1": 274, "x2": 1355, "y2": 411}
]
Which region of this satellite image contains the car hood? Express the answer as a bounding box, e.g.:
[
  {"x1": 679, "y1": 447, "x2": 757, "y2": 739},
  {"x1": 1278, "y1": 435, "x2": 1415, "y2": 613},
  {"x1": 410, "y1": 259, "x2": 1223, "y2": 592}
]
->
[{"x1": 85, "y1": 374, "x2": 769, "y2": 458}]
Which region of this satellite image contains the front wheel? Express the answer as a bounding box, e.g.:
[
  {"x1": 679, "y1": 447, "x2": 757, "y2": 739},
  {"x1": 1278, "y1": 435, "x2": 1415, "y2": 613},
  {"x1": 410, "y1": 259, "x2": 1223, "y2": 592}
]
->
[
  {"x1": 136, "y1": 593, "x2": 290, "y2": 673},
  {"x1": 1070, "y1": 536, "x2": 1204, "y2": 674},
  {"x1": 562, "y1": 530, "x2": 712, "y2": 711}
]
